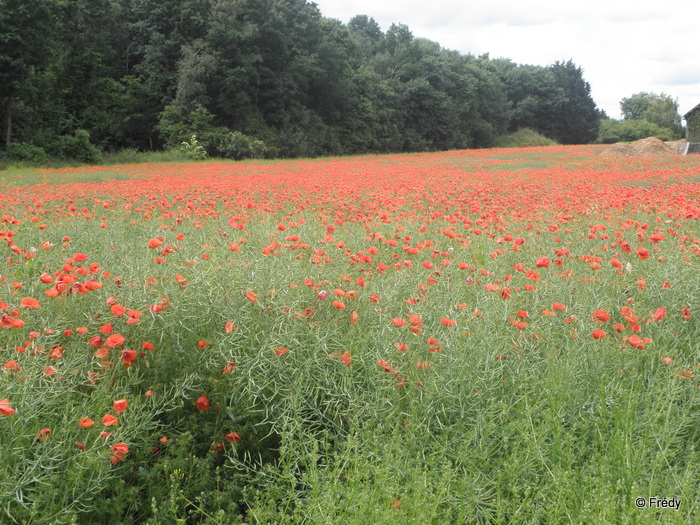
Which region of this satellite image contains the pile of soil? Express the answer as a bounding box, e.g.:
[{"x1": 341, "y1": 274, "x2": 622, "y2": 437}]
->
[{"x1": 600, "y1": 136, "x2": 681, "y2": 157}]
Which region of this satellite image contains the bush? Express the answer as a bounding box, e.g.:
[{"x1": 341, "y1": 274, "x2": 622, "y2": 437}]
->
[
  {"x1": 0, "y1": 142, "x2": 48, "y2": 165},
  {"x1": 158, "y1": 104, "x2": 228, "y2": 156},
  {"x1": 597, "y1": 119, "x2": 675, "y2": 144},
  {"x1": 217, "y1": 131, "x2": 267, "y2": 160},
  {"x1": 178, "y1": 135, "x2": 208, "y2": 160},
  {"x1": 492, "y1": 128, "x2": 558, "y2": 148},
  {"x1": 47, "y1": 130, "x2": 102, "y2": 163}
]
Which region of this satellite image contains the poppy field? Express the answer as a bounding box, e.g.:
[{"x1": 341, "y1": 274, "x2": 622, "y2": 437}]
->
[{"x1": 1, "y1": 145, "x2": 699, "y2": 524}]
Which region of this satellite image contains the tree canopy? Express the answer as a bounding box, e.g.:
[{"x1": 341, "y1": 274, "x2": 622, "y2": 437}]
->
[
  {"x1": 0, "y1": 0, "x2": 603, "y2": 160},
  {"x1": 598, "y1": 92, "x2": 684, "y2": 143}
]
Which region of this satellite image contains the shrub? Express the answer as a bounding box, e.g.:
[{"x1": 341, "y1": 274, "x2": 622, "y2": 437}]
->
[
  {"x1": 47, "y1": 130, "x2": 102, "y2": 163},
  {"x1": 0, "y1": 142, "x2": 48, "y2": 165},
  {"x1": 217, "y1": 131, "x2": 267, "y2": 160},
  {"x1": 157, "y1": 103, "x2": 228, "y2": 156},
  {"x1": 493, "y1": 128, "x2": 558, "y2": 148},
  {"x1": 597, "y1": 119, "x2": 675, "y2": 144},
  {"x1": 178, "y1": 135, "x2": 208, "y2": 160}
]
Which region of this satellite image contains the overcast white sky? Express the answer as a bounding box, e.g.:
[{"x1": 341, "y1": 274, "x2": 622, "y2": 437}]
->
[{"x1": 312, "y1": 0, "x2": 700, "y2": 120}]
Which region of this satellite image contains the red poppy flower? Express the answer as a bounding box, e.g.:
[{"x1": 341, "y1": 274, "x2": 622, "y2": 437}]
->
[
  {"x1": 274, "y1": 347, "x2": 288, "y2": 356},
  {"x1": 121, "y1": 350, "x2": 137, "y2": 367},
  {"x1": 0, "y1": 399, "x2": 16, "y2": 417},
  {"x1": 441, "y1": 317, "x2": 457, "y2": 327},
  {"x1": 535, "y1": 257, "x2": 550, "y2": 268},
  {"x1": 110, "y1": 442, "x2": 129, "y2": 465},
  {"x1": 1, "y1": 314, "x2": 24, "y2": 328},
  {"x1": 592, "y1": 309, "x2": 610, "y2": 323},
  {"x1": 377, "y1": 359, "x2": 392, "y2": 373},
  {"x1": 110, "y1": 304, "x2": 126, "y2": 317},
  {"x1": 225, "y1": 432, "x2": 241, "y2": 443},
  {"x1": 20, "y1": 297, "x2": 40, "y2": 308},
  {"x1": 341, "y1": 350, "x2": 353, "y2": 365},
  {"x1": 113, "y1": 399, "x2": 128, "y2": 414},
  {"x1": 3, "y1": 357, "x2": 19, "y2": 372},
  {"x1": 627, "y1": 335, "x2": 644, "y2": 349},
  {"x1": 105, "y1": 334, "x2": 126, "y2": 348},
  {"x1": 222, "y1": 362, "x2": 236, "y2": 374},
  {"x1": 102, "y1": 414, "x2": 119, "y2": 426},
  {"x1": 79, "y1": 417, "x2": 94, "y2": 429},
  {"x1": 651, "y1": 307, "x2": 667, "y2": 322},
  {"x1": 37, "y1": 428, "x2": 51, "y2": 442},
  {"x1": 635, "y1": 247, "x2": 650, "y2": 260},
  {"x1": 196, "y1": 395, "x2": 210, "y2": 411},
  {"x1": 245, "y1": 290, "x2": 258, "y2": 303},
  {"x1": 592, "y1": 329, "x2": 607, "y2": 339}
]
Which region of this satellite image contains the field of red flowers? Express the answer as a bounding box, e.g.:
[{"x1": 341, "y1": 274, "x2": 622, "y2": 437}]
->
[{"x1": 1, "y1": 145, "x2": 699, "y2": 523}]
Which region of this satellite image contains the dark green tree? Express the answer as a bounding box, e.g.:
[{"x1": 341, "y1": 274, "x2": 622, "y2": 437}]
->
[
  {"x1": 0, "y1": 0, "x2": 60, "y2": 147},
  {"x1": 489, "y1": 59, "x2": 565, "y2": 136},
  {"x1": 347, "y1": 15, "x2": 383, "y2": 59},
  {"x1": 547, "y1": 60, "x2": 599, "y2": 144}
]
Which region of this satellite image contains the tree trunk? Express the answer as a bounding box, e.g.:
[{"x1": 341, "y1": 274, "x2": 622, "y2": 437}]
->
[{"x1": 2, "y1": 98, "x2": 12, "y2": 148}]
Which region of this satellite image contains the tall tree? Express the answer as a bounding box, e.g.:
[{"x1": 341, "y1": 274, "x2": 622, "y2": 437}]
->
[
  {"x1": 621, "y1": 92, "x2": 682, "y2": 139},
  {"x1": 0, "y1": 0, "x2": 59, "y2": 146},
  {"x1": 547, "y1": 60, "x2": 599, "y2": 144}
]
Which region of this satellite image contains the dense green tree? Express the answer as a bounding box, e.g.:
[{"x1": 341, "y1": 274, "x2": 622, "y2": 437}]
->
[
  {"x1": 621, "y1": 92, "x2": 682, "y2": 139},
  {"x1": 0, "y1": 0, "x2": 60, "y2": 146},
  {"x1": 347, "y1": 15, "x2": 383, "y2": 59},
  {"x1": 621, "y1": 92, "x2": 654, "y2": 121},
  {"x1": 489, "y1": 59, "x2": 565, "y2": 136},
  {"x1": 547, "y1": 60, "x2": 600, "y2": 144},
  {"x1": 1, "y1": 0, "x2": 605, "y2": 161}
]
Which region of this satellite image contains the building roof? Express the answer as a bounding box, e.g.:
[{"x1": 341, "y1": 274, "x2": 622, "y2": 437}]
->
[{"x1": 683, "y1": 103, "x2": 700, "y2": 119}]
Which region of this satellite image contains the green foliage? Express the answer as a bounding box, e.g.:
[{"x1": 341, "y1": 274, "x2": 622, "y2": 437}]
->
[
  {"x1": 46, "y1": 130, "x2": 102, "y2": 163},
  {"x1": 493, "y1": 128, "x2": 558, "y2": 148},
  {"x1": 486, "y1": 58, "x2": 600, "y2": 145},
  {"x1": 217, "y1": 131, "x2": 267, "y2": 160},
  {"x1": 546, "y1": 60, "x2": 600, "y2": 144},
  {"x1": 0, "y1": 142, "x2": 48, "y2": 164},
  {"x1": 2, "y1": 0, "x2": 607, "y2": 158},
  {"x1": 620, "y1": 92, "x2": 683, "y2": 140},
  {"x1": 178, "y1": 134, "x2": 208, "y2": 160},
  {"x1": 157, "y1": 103, "x2": 226, "y2": 155},
  {"x1": 597, "y1": 119, "x2": 675, "y2": 144}
]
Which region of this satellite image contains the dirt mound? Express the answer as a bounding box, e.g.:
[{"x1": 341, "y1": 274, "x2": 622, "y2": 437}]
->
[{"x1": 600, "y1": 136, "x2": 677, "y2": 157}]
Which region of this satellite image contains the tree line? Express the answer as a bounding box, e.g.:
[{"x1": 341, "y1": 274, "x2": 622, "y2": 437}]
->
[{"x1": 1, "y1": 0, "x2": 604, "y2": 161}]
